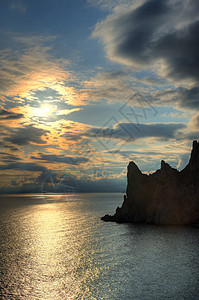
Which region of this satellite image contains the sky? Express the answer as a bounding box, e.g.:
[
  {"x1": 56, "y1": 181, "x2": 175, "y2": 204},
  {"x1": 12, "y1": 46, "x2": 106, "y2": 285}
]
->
[{"x1": 0, "y1": 0, "x2": 198, "y2": 193}]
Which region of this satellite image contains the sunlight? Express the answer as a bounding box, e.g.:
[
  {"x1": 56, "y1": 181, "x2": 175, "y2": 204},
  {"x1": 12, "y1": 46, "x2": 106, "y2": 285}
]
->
[{"x1": 34, "y1": 104, "x2": 55, "y2": 117}]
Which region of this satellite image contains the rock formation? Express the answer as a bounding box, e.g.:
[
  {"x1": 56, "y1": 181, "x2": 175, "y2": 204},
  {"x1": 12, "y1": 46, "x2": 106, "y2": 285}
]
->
[{"x1": 102, "y1": 140, "x2": 199, "y2": 225}]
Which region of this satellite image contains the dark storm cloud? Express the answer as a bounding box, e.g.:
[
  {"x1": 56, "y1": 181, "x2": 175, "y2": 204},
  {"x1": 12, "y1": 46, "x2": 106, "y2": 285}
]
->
[
  {"x1": 0, "y1": 162, "x2": 47, "y2": 172},
  {"x1": 154, "y1": 85, "x2": 199, "y2": 110},
  {"x1": 31, "y1": 153, "x2": 89, "y2": 165},
  {"x1": 155, "y1": 20, "x2": 199, "y2": 81},
  {"x1": 87, "y1": 122, "x2": 185, "y2": 141},
  {"x1": 93, "y1": 0, "x2": 199, "y2": 82},
  {"x1": 178, "y1": 86, "x2": 199, "y2": 109},
  {"x1": 3, "y1": 125, "x2": 49, "y2": 145},
  {"x1": 0, "y1": 108, "x2": 23, "y2": 120},
  {"x1": 113, "y1": 0, "x2": 170, "y2": 63}
]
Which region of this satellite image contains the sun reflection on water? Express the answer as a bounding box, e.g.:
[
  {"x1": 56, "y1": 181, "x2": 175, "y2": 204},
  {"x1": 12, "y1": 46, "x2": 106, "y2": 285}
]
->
[
  {"x1": 25, "y1": 202, "x2": 88, "y2": 298},
  {"x1": 0, "y1": 195, "x2": 104, "y2": 299},
  {"x1": 1, "y1": 193, "x2": 199, "y2": 299},
  {"x1": 9, "y1": 195, "x2": 103, "y2": 299}
]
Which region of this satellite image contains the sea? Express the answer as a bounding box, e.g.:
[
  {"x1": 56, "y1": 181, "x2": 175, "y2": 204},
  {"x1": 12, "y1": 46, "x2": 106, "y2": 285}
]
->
[{"x1": 0, "y1": 193, "x2": 199, "y2": 300}]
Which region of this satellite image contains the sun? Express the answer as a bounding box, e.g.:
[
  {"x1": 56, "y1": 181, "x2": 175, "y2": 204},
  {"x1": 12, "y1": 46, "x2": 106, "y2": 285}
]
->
[
  {"x1": 40, "y1": 106, "x2": 51, "y2": 115},
  {"x1": 34, "y1": 104, "x2": 54, "y2": 117}
]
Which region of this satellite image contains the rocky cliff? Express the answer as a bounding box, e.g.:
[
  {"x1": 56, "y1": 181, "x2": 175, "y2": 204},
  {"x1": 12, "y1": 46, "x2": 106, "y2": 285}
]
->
[{"x1": 102, "y1": 140, "x2": 199, "y2": 225}]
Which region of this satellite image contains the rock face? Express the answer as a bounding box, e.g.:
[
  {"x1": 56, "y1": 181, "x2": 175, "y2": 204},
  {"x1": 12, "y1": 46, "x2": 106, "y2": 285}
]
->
[{"x1": 101, "y1": 141, "x2": 199, "y2": 225}]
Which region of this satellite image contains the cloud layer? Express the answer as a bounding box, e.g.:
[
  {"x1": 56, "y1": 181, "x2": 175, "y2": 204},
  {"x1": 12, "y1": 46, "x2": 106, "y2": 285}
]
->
[
  {"x1": 3, "y1": 125, "x2": 48, "y2": 146},
  {"x1": 0, "y1": 38, "x2": 81, "y2": 106},
  {"x1": 32, "y1": 153, "x2": 89, "y2": 165},
  {"x1": 88, "y1": 122, "x2": 185, "y2": 141},
  {"x1": 0, "y1": 108, "x2": 24, "y2": 121},
  {"x1": 93, "y1": 0, "x2": 199, "y2": 83}
]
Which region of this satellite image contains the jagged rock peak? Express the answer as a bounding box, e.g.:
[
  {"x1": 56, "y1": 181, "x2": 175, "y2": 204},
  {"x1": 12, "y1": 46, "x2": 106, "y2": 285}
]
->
[
  {"x1": 128, "y1": 161, "x2": 142, "y2": 174},
  {"x1": 101, "y1": 140, "x2": 199, "y2": 225},
  {"x1": 161, "y1": 160, "x2": 171, "y2": 170},
  {"x1": 188, "y1": 140, "x2": 199, "y2": 170}
]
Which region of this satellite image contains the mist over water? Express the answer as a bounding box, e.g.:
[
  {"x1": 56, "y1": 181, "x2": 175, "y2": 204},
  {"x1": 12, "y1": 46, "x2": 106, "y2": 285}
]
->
[{"x1": 0, "y1": 193, "x2": 199, "y2": 299}]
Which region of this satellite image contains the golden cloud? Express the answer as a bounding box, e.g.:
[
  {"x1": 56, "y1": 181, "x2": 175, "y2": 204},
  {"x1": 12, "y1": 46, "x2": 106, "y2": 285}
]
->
[{"x1": 0, "y1": 45, "x2": 84, "y2": 106}]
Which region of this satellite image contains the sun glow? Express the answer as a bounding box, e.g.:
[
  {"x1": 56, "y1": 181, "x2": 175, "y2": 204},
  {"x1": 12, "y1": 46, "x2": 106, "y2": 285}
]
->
[{"x1": 34, "y1": 104, "x2": 55, "y2": 117}]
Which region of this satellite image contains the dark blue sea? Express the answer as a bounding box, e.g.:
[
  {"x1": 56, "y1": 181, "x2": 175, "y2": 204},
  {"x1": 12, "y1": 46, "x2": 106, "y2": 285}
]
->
[{"x1": 0, "y1": 193, "x2": 199, "y2": 299}]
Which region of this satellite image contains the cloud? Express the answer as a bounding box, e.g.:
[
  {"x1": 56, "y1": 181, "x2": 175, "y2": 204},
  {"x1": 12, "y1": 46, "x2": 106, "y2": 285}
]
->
[
  {"x1": 104, "y1": 144, "x2": 190, "y2": 172},
  {"x1": 0, "y1": 162, "x2": 47, "y2": 172},
  {"x1": 0, "y1": 141, "x2": 19, "y2": 151},
  {"x1": 189, "y1": 113, "x2": 199, "y2": 130},
  {"x1": 153, "y1": 85, "x2": 199, "y2": 110},
  {"x1": 93, "y1": 0, "x2": 199, "y2": 82},
  {"x1": 9, "y1": 0, "x2": 27, "y2": 13},
  {"x1": 3, "y1": 125, "x2": 49, "y2": 146},
  {"x1": 187, "y1": 112, "x2": 199, "y2": 140},
  {"x1": 106, "y1": 149, "x2": 166, "y2": 157},
  {"x1": 0, "y1": 37, "x2": 81, "y2": 106},
  {"x1": 87, "y1": 122, "x2": 185, "y2": 141},
  {"x1": 36, "y1": 170, "x2": 125, "y2": 193},
  {"x1": 176, "y1": 86, "x2": 199, "y2": 109},
  {"x1": 0, "y1": 152, "x2": 21, "y2": 162},
  {"x1": 0, "y1": 108, "x2": 24, "y2": 121},
  {"x1": 155, "y1": 20, "x2": 199, "y2": 82},
  {"x1": 88, "y1": 0, "x2": 135, "y2": 11},
  {"x1": 1, "y1": 171, "x2": 126, "y2": 194},
  {"x1": 37, "y1": 107, "x2": 82, "y2": 123},
  {"x1": 81, "y1": 71, "x2": 139, "y2": 103},
  {"x1": 79, "y1": 70, "x2": 169, "y2": 109},
  {"x1": 31, "y1": 153, "x2": 89, "y2": 165}
]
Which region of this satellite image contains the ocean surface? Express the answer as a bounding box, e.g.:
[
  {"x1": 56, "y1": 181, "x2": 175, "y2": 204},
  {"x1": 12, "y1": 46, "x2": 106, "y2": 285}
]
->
[{"x1": 0, "y1": 193, "x2": 199, "y2": 300}]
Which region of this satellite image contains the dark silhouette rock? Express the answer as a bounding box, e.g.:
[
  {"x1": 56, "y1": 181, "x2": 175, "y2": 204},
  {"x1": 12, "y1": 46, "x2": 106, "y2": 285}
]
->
[
  {"x1": 101, "y1": 214, "x2": 116, "y2": 222},
  {"x1": 102, "y1": 141, "x2": 199, "y2": 225}
]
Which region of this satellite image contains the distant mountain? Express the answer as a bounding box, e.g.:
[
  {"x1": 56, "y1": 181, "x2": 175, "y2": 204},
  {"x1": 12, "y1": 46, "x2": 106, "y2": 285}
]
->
[{"x1": 102, "y1": 140, "x2": 199, "y2": 226}]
